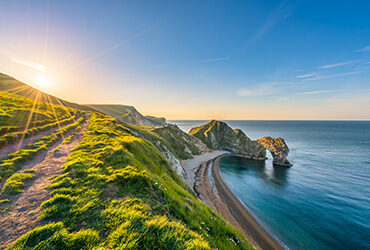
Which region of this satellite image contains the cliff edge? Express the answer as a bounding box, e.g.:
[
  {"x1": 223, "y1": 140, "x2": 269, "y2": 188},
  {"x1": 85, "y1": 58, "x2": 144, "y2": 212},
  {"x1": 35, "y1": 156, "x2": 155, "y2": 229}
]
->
[{"x1": 189, "y1": 120, "x2": 266, "y2": 160}]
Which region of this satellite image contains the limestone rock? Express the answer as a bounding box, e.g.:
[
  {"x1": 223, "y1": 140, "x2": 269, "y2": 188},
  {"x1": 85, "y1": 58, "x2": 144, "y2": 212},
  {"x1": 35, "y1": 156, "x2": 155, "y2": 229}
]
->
[
  {"x1": 189, "y1": 120, "x2": 266, "y2": 160},
  {"x1": 257, "y1": 137, "x2": 292, "y2": 167}
]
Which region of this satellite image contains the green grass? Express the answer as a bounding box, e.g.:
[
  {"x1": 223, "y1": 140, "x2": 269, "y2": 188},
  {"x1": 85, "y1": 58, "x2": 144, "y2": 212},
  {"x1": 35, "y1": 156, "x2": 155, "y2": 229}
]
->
[
  {"x1": 0, "y1": 112, "x2": 78, "y2": 148},
  {"x1": 53, "y1": 124, "x2": 82, "y2": 152},
  {"x1": 0, "y1": 199, "x2": 11, "y2": 213},
  {"x1": 0, "y1": 198, "x2": 10, "y2": 204},
  {"x1": 0, "y1": 91, "x2": 73, "y2": 131},
  {"x1": 9, "y1": 222, "x2": 100, "y2": 249},
  {"x1": 11, "y1": 113, "x2": 253, "y2": 249},
  {"x1": 120, "y1": 122, "x2": 203, "y2": 160},
  {"x1": 1, "y1": 169, "x2": 35, "y2": 195},
  {"x1": 2, "y1": 90, "x2": 253, "y2": 249},
  {"x1": 0, "y1": 114, "x2": 86, "y2": 183}
]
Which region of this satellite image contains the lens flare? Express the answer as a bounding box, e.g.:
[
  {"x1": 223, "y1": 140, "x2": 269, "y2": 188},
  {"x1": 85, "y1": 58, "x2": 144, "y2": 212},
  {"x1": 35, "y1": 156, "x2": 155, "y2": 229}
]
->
[{"x1": 35, "y1": 75, "x2": 49, "y2": 88}]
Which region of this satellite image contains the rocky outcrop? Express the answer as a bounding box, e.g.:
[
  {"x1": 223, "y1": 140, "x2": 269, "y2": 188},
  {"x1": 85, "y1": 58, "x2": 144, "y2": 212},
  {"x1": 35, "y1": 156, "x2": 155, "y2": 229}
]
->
[
  {"x1": 145, "y1": 116, "x2": 167, "y2": 126},
  {"x1": 155, "y1": 141, "x2": 188, "y2": 180},
  {"x1": 189, "y1": 120, "x2": 266, "y2": 160},
  {"x1": 257, "y1": 137, "x2": 292, "y2": 167},
  {"x1": 151, "y1": 124, "x2": 209, "y2": 159}
]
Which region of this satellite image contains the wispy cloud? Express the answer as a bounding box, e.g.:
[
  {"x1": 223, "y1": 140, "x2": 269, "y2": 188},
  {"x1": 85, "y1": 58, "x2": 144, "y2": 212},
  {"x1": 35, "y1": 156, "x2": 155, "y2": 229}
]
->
[
  {"x1": 192, "y1": 57, "x2": 231, "y2": 63},
  {"x1": 66, "y1": 23, "x2": 160, "y2": 72},
  {"x1": 11, "y1": 58, "x2": 47, "y2": 72},
  {"x1": 356, "y1": 45, "x2": 370, "y2": 52},
  {"x1": 318, "y1": 60, "x2": 356, "y2": 69},
  {"x1": 250, "y1": 1, "x2": 287, "y2": 43},
  {"x1": 283, "y1": 12, "x2": 293, "y2": 19},
  {"x1": 303, "y1": 71, "x2": 361, "y2": 81},
  {"x1": 296, "y1": 73, "x2": 316, "y2": 79},
  {"x1": 298, "y1": 90, "x2": 338, "y2": 95},
  {"x1": 237, "y1": 83, "x2": 277, "y2": 97}
]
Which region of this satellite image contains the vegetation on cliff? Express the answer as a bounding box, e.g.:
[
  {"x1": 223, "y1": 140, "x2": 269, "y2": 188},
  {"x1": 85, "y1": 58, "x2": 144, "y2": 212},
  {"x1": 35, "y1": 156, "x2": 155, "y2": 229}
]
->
[
  {"x1": 86, "y1": 104, "x2": 166, "y2": 127},
  {"x1": 0, "y1": 81, "x2": 253, "y2": 249},
  {"x1": 189, "y1": 120, "x2": 266, "y2": 159},
  {"x1": 10, "y1": 113, "x2": 252, "y2": 249}
]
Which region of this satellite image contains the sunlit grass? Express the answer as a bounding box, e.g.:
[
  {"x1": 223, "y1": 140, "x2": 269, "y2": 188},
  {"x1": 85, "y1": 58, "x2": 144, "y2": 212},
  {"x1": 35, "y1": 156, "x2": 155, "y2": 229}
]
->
[
  {"x1": 1, "y1": 169, "x2": 35, "y2": 195},
  {"x1": 11, "y1": 113, "x2": 252, "y2": 249}
]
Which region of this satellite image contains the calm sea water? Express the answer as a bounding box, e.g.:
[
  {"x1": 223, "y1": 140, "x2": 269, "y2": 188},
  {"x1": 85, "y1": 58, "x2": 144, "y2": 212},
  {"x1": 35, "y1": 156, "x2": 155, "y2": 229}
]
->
[{"x1": 170, "y1": 120, "x2": 370, "y2": 250}]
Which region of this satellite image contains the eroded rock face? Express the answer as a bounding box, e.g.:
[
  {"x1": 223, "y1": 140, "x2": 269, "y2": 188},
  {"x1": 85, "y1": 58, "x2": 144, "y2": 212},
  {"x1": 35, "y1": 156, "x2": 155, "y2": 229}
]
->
[
  {"x1": 257, "y1": 137, "x2": 292, "y2": 167},
  {"x1": 189, "y1": 120, "x2": 266, "y2": 160}
]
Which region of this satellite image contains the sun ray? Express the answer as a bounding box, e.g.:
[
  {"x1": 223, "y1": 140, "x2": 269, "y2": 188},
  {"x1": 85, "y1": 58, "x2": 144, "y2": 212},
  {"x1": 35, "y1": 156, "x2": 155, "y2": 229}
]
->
[
  {"x1": 11, "y1": 87, "x2": 36, "y2": 100},
  {"x1": 46, "y1": 94, "x2": 65, "y2": 141},
  {"x1": 54, "y1": 97, "x2": 73, "y2": 117},
  {"x1": 5, "y1": 85, "x2": 29, "y2": 93},
  {"x1": 16, "y1": 91, "x2": 40, "y2": 150}
]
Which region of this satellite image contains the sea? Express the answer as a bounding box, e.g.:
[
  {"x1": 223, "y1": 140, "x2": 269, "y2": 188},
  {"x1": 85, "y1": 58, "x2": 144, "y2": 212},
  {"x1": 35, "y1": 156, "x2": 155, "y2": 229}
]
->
[{"x1": 170, "y1": 120, "x2": 370, "y2": 250}]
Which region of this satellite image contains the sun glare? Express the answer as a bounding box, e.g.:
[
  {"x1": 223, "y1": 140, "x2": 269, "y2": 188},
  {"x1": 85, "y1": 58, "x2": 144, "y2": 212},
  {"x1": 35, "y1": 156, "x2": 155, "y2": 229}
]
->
[{"x1": 35, "y1": 75, "x2": 50, "y2": 88}]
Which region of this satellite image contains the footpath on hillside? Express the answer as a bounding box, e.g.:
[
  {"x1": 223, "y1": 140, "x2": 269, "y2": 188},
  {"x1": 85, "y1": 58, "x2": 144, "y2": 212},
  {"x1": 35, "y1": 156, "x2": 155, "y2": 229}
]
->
[{"x1": 0, "y1": 115, "x2": 89, "y2": 249}]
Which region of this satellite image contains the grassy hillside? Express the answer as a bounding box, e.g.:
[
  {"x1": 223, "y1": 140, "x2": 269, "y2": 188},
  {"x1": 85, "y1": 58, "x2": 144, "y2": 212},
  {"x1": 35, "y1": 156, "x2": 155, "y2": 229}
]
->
[
  {"x1": 0, "y1": 89, "x2": 253, "y2": 249},
  {"x1": 0, "y1": 91, "x2": 85, "y2": 183},
  {"x1": 9, "y1": 112, "x2": 253, "y2": 249},
  {"x1": 86, "y1": 104, "x2": 166, "y2": 126},
  {"x1": 0, "y1": 73, "x2": 93, "y2": 111}
]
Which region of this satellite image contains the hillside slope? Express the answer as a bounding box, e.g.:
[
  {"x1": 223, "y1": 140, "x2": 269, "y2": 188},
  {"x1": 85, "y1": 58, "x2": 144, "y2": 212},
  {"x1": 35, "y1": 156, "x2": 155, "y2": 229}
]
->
[
  {"x1": 0, "y1": 73, "x2": 92, "y2": 111},
  {"x1": 86, "y1": 104, "x2": 166, "y2": 126},
  {"x1": 0, "y1": 90, "x2": 253, "y2": 249}
]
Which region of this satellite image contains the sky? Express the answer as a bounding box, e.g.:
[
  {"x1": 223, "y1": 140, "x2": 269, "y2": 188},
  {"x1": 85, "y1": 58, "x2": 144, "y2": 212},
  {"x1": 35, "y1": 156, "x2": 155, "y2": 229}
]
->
[{"x1": 0, "y1": 0, "x2": 369, "y2": 120}]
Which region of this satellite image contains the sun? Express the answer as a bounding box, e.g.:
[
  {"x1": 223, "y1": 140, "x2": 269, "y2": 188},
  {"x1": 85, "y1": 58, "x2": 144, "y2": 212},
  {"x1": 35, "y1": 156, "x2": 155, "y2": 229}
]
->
[{"x1": 35, "y1": 75, "x2": 50, "y2": 88}]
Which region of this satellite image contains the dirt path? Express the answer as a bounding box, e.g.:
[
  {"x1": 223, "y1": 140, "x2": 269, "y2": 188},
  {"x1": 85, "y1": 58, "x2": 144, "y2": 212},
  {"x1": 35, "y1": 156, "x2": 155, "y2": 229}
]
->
[
  {"x1": 0, "y1": 114, "x2": 80, "y2": 160},
  {"x1": 0, "y1": 115, "x2": 89, "y2": 249}
]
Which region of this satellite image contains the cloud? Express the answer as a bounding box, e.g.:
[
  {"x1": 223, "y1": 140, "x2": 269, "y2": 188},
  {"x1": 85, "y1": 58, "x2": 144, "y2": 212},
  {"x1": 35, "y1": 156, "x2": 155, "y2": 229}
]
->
[
  {"x1": 250, "y1": 1, "x2": 287, "y2": 43},
  {"x1": 192, "y1": 57, "x2": 231, "y2": 63},
  {"x1": 283, "y1": 12, "x2": 293, "y2": 18},
  {"x1": 237, "y1": 83, "x2": 277, "y2": 97},
  {"x1": 11, "y1": 58, "x2": 47, "y2": 72},
  {"x1": 318, "y1": 60, "x2": 356, "y2": 69},
  {"x1": 302, "y1": 71, "x2": 361, "y2": 81},
  {"x1": 356, "y1": 45, "x2": 370, "y2": 52},
  {"x1": 298, "y1": 90, "x2": 338, "y2": 95},
  {"x1": 296, "y1": 73, "x2": 316, "y2": 79},
  {"x1": 66, "y1": 23, "x2": 160, "y2": 72}
]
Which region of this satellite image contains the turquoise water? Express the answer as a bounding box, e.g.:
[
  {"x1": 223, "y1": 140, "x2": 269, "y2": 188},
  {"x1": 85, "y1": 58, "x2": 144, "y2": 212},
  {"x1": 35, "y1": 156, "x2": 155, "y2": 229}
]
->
[{"x1": 171, "y1": 120, "x2": 370, "y2": 250}]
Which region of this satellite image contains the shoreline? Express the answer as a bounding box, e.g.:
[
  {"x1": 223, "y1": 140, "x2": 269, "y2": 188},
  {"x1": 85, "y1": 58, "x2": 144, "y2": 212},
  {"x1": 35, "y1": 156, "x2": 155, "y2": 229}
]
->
[
  {"x1": 212, "y1": 155, "x2": 283, "y2": 250},
  {"x1": 182, "y1": 152, "x2": 283, "y2": 250}
]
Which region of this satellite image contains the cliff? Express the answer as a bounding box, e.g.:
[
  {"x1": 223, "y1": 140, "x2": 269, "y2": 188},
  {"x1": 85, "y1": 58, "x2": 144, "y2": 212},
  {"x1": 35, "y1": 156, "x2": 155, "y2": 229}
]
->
[
  {"x1": 118, "y1": 122, "x2": 209, "y2": 180},
  {"x1": 86, "y1": 104, "x2": 166, "y2": 126},
  {"x1": 189, "y1": 120, "x2": 266, "y2": 160},
  {"x1": 257, "y1": 137, "x2": 292, "y2": 167},
  {"x1": 0, "y1": 88, "x2": 252, "y2": 249}
]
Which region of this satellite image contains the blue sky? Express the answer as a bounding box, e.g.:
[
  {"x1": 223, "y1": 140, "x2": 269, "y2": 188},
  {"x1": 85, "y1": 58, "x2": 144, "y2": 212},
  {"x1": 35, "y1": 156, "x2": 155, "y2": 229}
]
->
[{"x1": 0, "y1": 0, "x2": 369, "y2": 119}]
